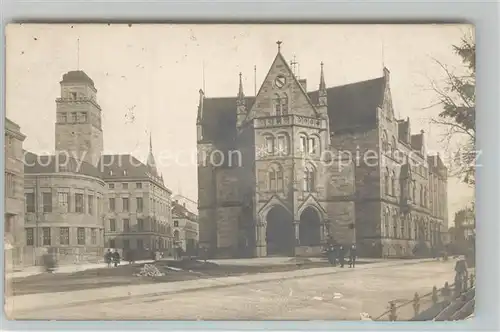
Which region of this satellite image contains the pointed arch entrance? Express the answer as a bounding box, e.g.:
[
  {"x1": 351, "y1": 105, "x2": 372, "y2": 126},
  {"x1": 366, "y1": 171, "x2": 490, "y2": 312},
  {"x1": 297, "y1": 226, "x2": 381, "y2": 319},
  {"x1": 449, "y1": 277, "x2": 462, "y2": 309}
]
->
[
  {"x1": 299, "y1": 206, "x2": 322, "y2": 246},
  {"x1": 265, "y1": 205, "x2": 294, "y2": 256}
]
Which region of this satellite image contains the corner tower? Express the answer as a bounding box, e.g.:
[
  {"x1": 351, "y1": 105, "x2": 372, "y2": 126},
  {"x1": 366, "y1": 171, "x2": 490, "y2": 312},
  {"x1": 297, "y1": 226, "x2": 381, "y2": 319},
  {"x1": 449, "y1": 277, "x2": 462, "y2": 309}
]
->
[{"x1": 55, "y1": 70, "x2": 103, "y2": 166}]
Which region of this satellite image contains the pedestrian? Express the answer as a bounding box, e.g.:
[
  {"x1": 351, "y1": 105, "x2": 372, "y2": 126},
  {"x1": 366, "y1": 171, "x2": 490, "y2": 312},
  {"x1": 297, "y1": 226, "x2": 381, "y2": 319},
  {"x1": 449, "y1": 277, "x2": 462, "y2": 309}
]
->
[
  {"x1": 327, "y1": 245, "x2": 336, "y2": 266},
  {"x1": 104, "y1": 249, "x2": 112, "y2": 268},
  {"x1": 339, "y1": 245, "x2": 345, "y2": 268},
  {"x1": 112, "y1": 249, "x2": 120, "y2": 267},
  {"x1": 349, "y1": 244, "x2": 357, "y2": 268}
]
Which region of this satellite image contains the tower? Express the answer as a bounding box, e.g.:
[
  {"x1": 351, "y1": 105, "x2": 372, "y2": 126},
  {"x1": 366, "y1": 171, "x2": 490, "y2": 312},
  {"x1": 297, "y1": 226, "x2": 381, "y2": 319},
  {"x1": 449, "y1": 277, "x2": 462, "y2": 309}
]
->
[{"x1": 55, "y1": 70, "x2": 103, "y2": 166}]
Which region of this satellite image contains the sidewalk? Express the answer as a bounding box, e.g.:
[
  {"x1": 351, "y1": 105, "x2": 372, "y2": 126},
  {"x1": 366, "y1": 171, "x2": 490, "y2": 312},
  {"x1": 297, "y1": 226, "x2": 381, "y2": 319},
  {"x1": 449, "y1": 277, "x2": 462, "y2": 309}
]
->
[
  {"x1": 6, "y1": 258, "x2": 437, "y2": 314},
  {"x1": 5, "y1": 260, "x2": 154, "y2": 280}
]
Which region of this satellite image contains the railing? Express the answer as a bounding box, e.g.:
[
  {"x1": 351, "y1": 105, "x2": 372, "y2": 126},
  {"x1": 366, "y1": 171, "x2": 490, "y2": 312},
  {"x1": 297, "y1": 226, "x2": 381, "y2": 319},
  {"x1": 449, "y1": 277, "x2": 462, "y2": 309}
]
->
[{"x1": 373, "y1": 272, "x2": 476, "y2": 321}]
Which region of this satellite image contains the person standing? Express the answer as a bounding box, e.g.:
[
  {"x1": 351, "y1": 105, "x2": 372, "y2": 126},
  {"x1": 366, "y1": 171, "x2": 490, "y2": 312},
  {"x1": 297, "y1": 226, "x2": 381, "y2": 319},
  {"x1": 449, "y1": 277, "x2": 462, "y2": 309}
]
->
[
  {"x1": 339, "y1": 245, "x2": 345, "y2": 268},
  {"x1": 104, "y1": 249, "x2": 112, "y2": 268},
  {"x1": 349, "y1": 244, "x2": 357, "y2": 268},
  {"x1": 112, "y1": 249, "x2": 120, "y2": 267}
]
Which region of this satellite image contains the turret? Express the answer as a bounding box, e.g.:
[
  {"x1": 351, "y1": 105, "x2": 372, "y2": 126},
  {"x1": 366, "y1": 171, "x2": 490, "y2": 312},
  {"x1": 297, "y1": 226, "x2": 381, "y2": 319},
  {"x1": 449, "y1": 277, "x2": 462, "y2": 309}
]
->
[
  {"x1": 196, "y1": 89, "x2": 204, "y2": 141},
  {"x1": 236, "y1": 72, "x2": 247, "y2": 127}
]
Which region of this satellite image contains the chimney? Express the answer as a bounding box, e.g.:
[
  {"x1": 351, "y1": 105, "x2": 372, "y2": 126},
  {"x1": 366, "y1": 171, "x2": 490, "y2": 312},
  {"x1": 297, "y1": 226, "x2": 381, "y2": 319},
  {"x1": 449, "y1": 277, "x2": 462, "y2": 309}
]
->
[{"x1": 298, "y1": 79, "x2": 307, "y2": 92}]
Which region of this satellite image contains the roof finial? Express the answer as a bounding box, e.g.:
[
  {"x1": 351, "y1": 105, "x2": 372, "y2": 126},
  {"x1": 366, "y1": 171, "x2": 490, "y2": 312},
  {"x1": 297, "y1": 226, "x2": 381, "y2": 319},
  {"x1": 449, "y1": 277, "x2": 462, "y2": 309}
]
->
[
  {"x1": 237, "y1": 72, "x2": 244, "y2": 99},
  {"x1": 149, "y1": 131, "x2": 153, "y2": 153},
  {"x1": 77, "y1": 38, "x2": 80, "y2": 70},
  {"x1": 319, "y1": 61, "x2": 326, "y2": 91},
  {"x1": 276, "y1": 40, "x2": 282, "y2": 52}
]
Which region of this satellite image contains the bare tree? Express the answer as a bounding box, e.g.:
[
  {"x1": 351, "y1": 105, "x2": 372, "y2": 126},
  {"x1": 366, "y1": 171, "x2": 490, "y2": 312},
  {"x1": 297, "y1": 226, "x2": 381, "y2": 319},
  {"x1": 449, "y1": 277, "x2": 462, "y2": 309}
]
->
[{"x1": 426, "y1": 32, "x2": 475, "y2": 185}]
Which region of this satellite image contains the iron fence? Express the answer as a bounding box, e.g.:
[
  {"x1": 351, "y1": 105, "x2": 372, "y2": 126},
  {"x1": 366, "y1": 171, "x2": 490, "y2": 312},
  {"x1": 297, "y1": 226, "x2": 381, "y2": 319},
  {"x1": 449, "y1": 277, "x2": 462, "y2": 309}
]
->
[{"x1": 373, "y1": 271, "x2": 475, "y2": 321}]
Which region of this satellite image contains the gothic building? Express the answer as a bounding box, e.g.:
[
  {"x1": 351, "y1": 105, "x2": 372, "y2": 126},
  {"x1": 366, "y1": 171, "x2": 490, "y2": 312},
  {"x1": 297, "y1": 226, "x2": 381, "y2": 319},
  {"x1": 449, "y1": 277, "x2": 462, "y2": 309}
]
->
[{"x1": 196, "y1": 43, "x2": 448, "y2": 258}]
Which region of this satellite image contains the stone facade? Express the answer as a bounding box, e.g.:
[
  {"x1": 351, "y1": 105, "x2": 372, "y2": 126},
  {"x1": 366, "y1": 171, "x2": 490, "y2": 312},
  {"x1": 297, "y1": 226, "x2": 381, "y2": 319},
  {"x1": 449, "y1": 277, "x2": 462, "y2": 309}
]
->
[
  {"x1": 102, "y1": 154, "x2": 174, "y2": 258},
  {"x1": 172, "y1": 201, "x2": 199, "y2": 255},
  {"x1": 20, "y1": 70, "x2": 174, "y2": 266},
  {"x1": 23, "y1": 163, "x2": 106, "y2": 265},
  {"x1": 197, "y1": 45, "x2": 448, "y2": 258},
  {"x1": 4, "y1": 118, "x2": 27, "y2": 271}
]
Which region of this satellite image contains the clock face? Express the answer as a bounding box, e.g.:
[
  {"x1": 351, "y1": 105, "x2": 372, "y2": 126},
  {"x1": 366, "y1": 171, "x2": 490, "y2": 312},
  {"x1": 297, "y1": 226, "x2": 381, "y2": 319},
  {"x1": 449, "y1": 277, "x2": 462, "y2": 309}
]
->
[{"x1": 274, "y1": 75, "x2": 286, "y2": 89}]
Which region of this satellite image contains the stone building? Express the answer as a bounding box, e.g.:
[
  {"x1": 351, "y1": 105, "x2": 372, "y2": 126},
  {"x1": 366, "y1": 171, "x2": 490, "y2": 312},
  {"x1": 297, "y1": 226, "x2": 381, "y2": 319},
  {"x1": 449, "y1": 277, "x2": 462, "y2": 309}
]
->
[
  {"x1": 22, "y1": 70, "x2": 174, "y2": 265},
  {"x1": 101, "y1": 139, "x2": 174, "y2": 258},
  {"x1": 172, "y1": 200, "x2": 199, "y2": 255},
  {"x1": 4, "y1": 118, "x2": 26, "y2": 270},
  {"x1": 197, "y1": 43, "x2": 448, "y2": 258},
  {"x1": 24, "y1": 153, "x2": 107, "y2": 265}
]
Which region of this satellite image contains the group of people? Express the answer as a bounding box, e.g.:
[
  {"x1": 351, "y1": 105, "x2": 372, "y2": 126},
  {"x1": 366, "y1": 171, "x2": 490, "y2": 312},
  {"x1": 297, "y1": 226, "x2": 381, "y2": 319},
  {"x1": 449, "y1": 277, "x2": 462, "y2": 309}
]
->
[
  {"x1": 104, "y1": 249, "x2": 121, "y2": 267},
  {"x1": 325, "y1": 243, "x2": 357, "y2": 268}
]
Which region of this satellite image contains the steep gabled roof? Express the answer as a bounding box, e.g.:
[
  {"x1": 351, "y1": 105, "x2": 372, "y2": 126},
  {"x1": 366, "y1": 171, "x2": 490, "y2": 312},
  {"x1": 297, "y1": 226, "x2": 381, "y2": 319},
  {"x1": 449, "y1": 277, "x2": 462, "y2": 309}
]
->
[
  {"x1": 200, "y1": 75, "x2": 386, "y2": 142},
  {"x1": 310, "y1": 76, "x2": 385, "y2": 131}
]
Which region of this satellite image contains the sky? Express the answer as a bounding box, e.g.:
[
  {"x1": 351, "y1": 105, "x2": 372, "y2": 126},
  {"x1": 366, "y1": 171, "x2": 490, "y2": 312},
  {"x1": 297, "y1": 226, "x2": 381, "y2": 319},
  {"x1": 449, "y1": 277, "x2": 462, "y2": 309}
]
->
[{"x1": 6, "y1": 24, "x2": 474, "y2": 226}]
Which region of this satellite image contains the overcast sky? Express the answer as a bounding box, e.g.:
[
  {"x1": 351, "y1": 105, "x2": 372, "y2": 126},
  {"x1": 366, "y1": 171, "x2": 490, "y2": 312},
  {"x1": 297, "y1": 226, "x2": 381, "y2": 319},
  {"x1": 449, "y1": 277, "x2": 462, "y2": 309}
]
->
[{"x1": 6, "y1": 24, "x2": 474, "y2": 225}]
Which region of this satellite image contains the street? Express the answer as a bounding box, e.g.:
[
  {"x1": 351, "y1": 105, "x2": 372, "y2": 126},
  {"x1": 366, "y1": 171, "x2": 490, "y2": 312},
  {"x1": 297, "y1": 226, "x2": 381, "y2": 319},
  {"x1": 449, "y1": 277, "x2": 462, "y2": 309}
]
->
[{"x1": 8, "y1": 260, "x2": 456, "y2": 320}]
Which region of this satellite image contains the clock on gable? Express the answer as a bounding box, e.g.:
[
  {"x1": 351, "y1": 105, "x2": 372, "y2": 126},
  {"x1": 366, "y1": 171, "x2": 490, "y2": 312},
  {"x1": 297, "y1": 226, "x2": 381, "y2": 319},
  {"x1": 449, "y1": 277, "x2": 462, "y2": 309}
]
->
[{"x1": 274, "y1": 74, "x2": 286, "y2": 89}]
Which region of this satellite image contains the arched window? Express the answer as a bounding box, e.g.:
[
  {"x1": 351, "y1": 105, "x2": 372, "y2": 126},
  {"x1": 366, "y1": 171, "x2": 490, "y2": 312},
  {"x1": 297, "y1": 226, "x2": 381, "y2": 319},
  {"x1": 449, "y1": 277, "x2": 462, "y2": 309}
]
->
[
  {"x1": 384, "y1": 209, "x2": 390, "y2": 237},
  {"x1": 413, "y1": 219, "x2": 420, "y2": 240},
  {"x1": 424, "y1": 186, "x2": 428, "y2": 207},
  {"x1": 299, "y1": 134, "x2": 308, "y2": 154},
  {"x1": 393, "y1": 213, "x2": 398, "y2": 238},
  {"x1": 276, "y1": 134, "x2": 289, "y2": 156},
  {"x1": 400, "y1": 215, "x2": 405, "y2": 238},
  {"x1": 303, "y1": 164, "x2": 315, "y2": 192},
  {"x1": 281, "y1": 93, "x2": 289, "y2": 115},
  {"x1": 308, "y1": 137, "x2": 317, "y2": 155},
  {"x1": 412, "y1": 181, "x2": 417, "y2": 202},
  {"x1": 381, "y1": 130, "x2": 389, "y2": 153},
  {"x1": 384, "y1": 169, "x2": 390, "y2": 196},
  {"x1": 420, "y1": 185, "x2": 424, "y2": 206},
  {"x1": 268, "y1": 164, "x2": 284, "y2": 192},
  {"x1": 265, "y1": 135, "x2": 275, "y2": 155},
  {"x1": 391, "y1": 170, "x2": 397, "y2": 197},
  {"x1": 274, "y1": 94, "x2": 282, "y2": 116}
]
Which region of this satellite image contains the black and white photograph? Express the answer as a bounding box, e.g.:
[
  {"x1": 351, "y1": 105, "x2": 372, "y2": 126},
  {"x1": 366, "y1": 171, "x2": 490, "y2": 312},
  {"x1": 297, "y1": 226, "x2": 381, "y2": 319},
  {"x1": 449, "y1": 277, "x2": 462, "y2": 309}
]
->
[{"x1": 4, "y1": 23, "x2": 475, "y2": 321}]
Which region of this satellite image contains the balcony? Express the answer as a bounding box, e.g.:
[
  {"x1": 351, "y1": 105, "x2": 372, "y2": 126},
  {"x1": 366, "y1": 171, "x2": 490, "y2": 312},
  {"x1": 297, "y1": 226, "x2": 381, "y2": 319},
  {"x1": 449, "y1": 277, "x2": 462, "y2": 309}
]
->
[{"x1": 254, "y1": 115, "x2": 323, "y2": 129}]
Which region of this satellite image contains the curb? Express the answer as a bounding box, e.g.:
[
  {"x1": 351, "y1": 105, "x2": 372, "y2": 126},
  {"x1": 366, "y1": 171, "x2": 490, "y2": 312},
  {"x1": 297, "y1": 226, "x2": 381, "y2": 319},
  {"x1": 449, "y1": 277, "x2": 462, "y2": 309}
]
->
[{"x1": 10, "y1": 258, "x2": 438, "y2": 314}]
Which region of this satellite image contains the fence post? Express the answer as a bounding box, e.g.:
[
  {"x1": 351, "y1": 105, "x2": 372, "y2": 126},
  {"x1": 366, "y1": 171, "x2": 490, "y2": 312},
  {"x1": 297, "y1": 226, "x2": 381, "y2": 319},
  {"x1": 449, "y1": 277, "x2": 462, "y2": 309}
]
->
[
  {"x1": 432, "y1": 286, "x2": 438, "y2": 304},
  {"x1": 388, "y1": 301, "x2": 397, "y2": 321},
  {"x1": 442, "y1": 281, "x2": 451, "y2": 302},
  {"x1": 413, "y1": 292, "x2": 420, "y2": 316}
]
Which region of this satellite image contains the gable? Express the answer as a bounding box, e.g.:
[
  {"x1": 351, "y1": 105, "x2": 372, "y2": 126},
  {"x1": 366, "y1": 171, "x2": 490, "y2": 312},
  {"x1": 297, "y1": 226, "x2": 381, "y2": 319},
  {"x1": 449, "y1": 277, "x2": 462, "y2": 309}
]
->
[
  {"x1": 247, "y1": 52, "x2": 318, "y2": 121},
  {"x1": 201, "y1": 74, "x2": 386, "y2": 144}
]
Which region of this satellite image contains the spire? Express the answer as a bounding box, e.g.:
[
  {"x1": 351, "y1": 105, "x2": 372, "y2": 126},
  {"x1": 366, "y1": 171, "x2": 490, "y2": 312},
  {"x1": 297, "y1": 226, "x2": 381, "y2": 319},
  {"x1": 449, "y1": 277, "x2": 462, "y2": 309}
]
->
[
  {"x1": 318, "y1": 62, "x2": 327, "y2": 107},
  {"x1": 237, "y1": 72, "x2": 244, "y2": 100},
  {"x1": 319, "y1": 61, "x2": 326, "y2": 91},
  {"x1": 276, "y1": 40, "x2": 282, "y2": 53},
  {"x1": 147, "y1": 131, "x2": 158, "y2": 176},
  {"x1": 149, "y1": 131, "x2": 153, "y2": 153}
]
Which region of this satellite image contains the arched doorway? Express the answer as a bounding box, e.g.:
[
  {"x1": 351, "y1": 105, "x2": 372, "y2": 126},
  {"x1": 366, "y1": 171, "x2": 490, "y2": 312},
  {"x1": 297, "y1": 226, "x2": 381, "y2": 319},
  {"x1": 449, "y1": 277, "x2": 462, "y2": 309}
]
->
[
  {"x1": 299, "y1": 206, "x2": 321, "y2": 246},
  {"x1": 266, "y1": 205, "x2": 294, "y2": 256}
]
